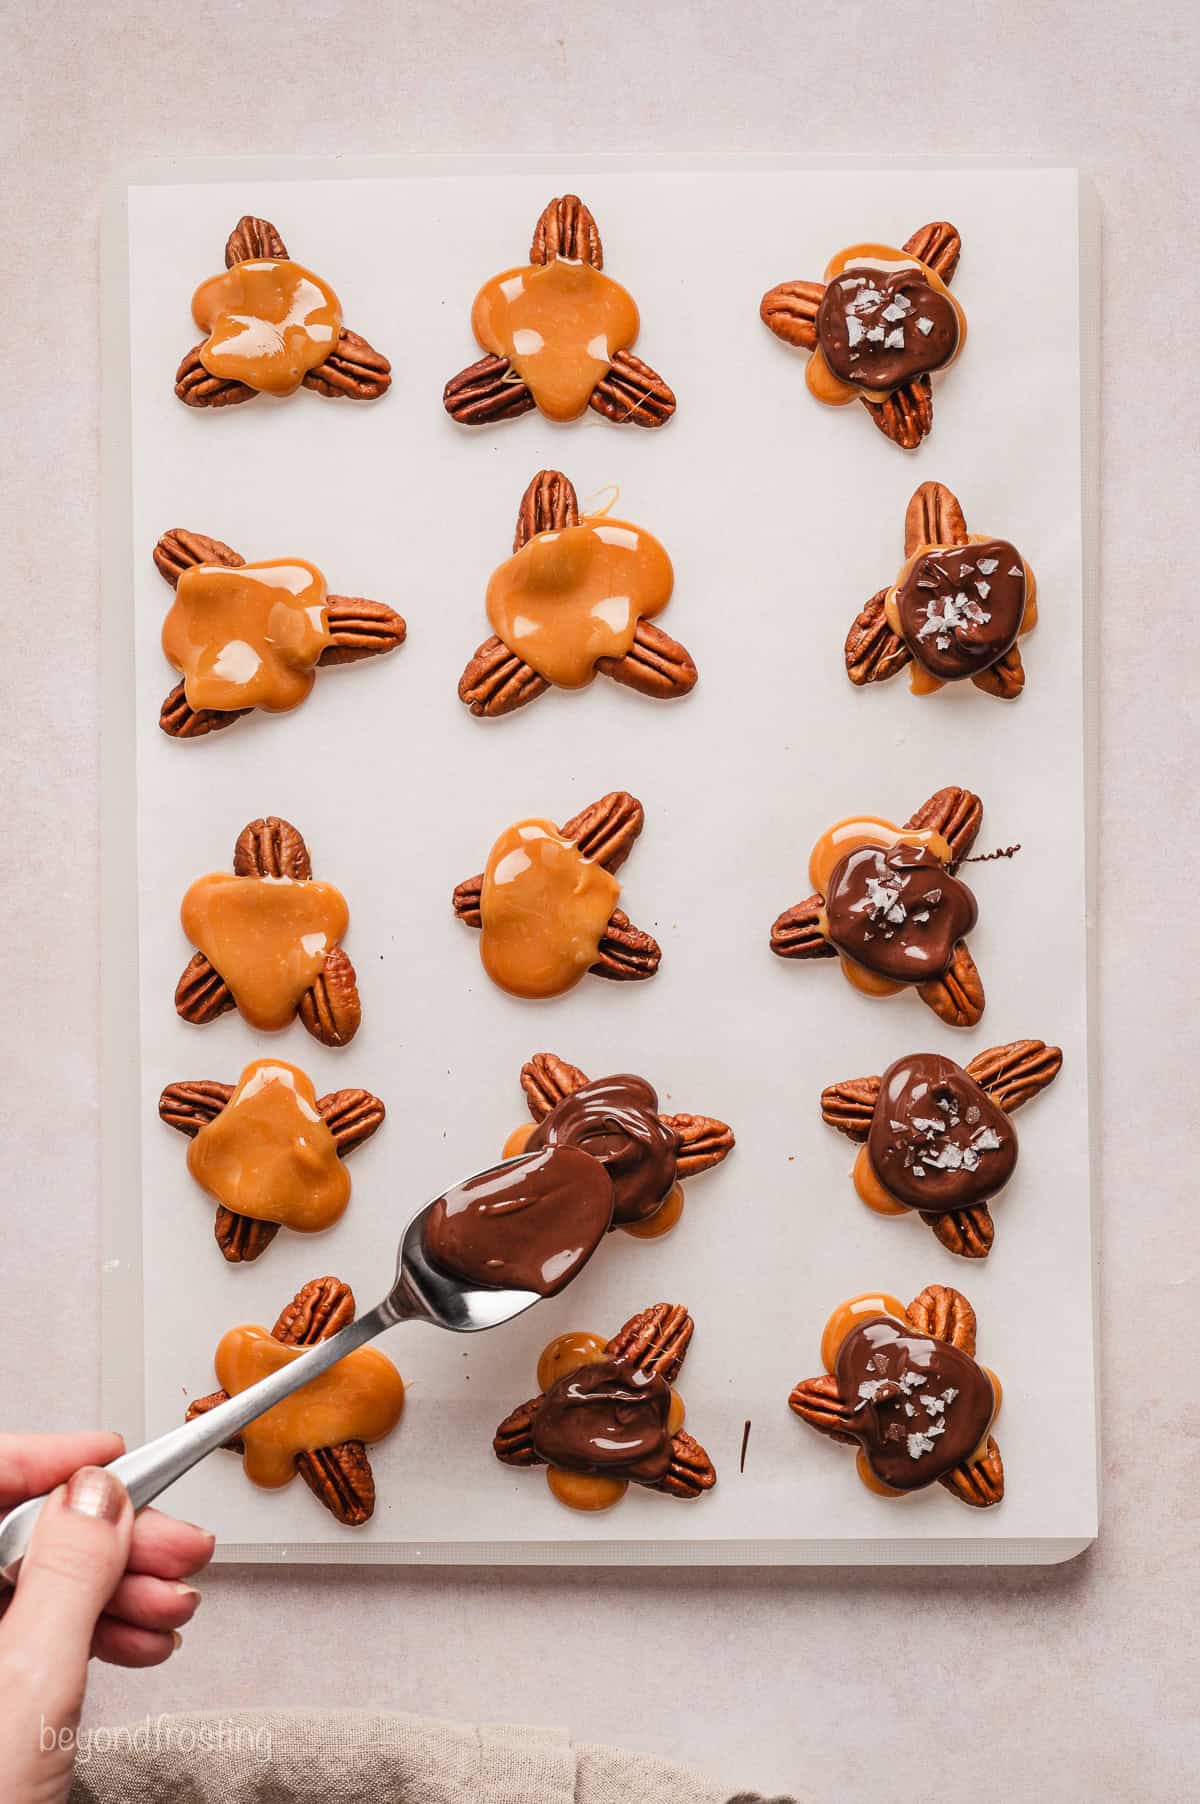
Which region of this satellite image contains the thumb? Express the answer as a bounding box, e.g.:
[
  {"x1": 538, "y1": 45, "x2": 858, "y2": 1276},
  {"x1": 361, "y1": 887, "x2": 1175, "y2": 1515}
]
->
[{"x1": 3, "y1": 1466, "x2": 132, "y2": 1720}]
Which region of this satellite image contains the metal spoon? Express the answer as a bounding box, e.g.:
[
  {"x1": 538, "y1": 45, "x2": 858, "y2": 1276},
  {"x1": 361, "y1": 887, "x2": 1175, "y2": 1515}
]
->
[{"x1": 0, "y1": 1177, "x2": 539, "y2": 1585}]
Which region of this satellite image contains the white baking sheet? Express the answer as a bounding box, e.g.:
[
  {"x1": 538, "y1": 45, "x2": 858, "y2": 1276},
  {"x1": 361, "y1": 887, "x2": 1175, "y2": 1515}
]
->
[{"x1": 102, "y1": 157, "x2": 1098, "y2": 1564}]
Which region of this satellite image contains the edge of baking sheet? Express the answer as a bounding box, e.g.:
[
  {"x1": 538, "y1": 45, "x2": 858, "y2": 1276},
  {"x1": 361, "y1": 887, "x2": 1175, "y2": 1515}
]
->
[{"x1": 101, "y1": 155, "x2": 1100, "y2": 1568}]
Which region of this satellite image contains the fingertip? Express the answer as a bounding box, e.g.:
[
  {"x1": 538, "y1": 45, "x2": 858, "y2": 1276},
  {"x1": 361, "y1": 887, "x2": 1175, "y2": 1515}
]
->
[{"x1": 91, "y1": 1616, "x2": 179, "y2": 1669}]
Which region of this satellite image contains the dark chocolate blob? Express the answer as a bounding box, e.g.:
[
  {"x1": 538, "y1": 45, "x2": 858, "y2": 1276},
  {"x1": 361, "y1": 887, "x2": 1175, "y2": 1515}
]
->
[
  {"x1": 816, "y1": 263, "x2": 958, "y2": 393},
  {"x1": 896, "y1": 540, "x2": 1026, "y2": 681},
  {"x1": 823, "y1": 843, "x2": 977, "y2": 984},
  {"x1": 868, "y1": 1053, "x2": 1017, "y2": 1214},
  {"x1": 422, "y1": 1144, "x2": 613, "y2": 1297},
  {"x1": 835, "y1": 1317, "x2": 995, "y2": 1490},
  {"x1": 528, "y1": 1074, "x2": 679, "y2": 1226},
  {"x1": 531, "y1": 1358, "x2": 673, "y2": 1482}
]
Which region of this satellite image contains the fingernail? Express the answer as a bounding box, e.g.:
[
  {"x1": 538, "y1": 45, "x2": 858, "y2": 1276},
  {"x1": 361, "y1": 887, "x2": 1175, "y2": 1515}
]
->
[
  {"x1": 173, "y1": 1583, "x2": 201, "y2": 1603},
  {"x1": 171, "y1": 1630, "x2": 183, "y2": 1651},
  {"x1": 65, "y1": 1467, "x2": 125, "y2": 1524}
]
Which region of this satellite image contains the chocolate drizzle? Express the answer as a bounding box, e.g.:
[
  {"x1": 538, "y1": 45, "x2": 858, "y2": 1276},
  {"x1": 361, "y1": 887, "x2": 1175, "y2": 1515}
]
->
[
  {"x1": 868, "y1": 1054, "x2": 1016, "y2": 1214},
  {"x1": 531, "y1": 1357, "x2": 673, "y2": 1482},
  {"x1": 896, "y1": 540, "x2": 1026, "y2": 680},
  {"x1": 422, "y1": 1145, "x2": 613, "y2": 1296},
  {"x1": 824, "y1": 843, "x2": 977, "y2": 983},
  {"x1": 528, "y1": 1074, "x2": 679, "y2": 1226},
  {"x1": 817, "y1": 264, "x2": 958, "y2": 394},
  {"x1": 835, "y1": 1317, "x2": 994, "y2": 1490}
]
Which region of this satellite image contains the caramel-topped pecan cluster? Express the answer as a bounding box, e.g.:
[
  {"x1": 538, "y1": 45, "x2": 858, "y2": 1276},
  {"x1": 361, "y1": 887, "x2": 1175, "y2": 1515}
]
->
[
  {"x1": 176, "y1": 216, "x2": 391, "y2": 408},
  {"x1": 495, "y1": 1302, "x2": 716, "y2": 1511},
  {"x1": 443, "y1": 195, "x2": 675, "y2": 429}
]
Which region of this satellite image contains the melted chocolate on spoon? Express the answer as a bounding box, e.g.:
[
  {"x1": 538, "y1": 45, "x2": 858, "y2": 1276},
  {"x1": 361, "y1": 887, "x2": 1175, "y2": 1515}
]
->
[{"x1": 422, "y1": 1145, "x2": 613, "y2": 1296}]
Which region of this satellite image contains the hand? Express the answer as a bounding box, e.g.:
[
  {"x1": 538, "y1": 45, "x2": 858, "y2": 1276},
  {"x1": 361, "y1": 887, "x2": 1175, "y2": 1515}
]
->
[{"x1": 0, "y1": 1433, "x2": 215, "y2": 1802}]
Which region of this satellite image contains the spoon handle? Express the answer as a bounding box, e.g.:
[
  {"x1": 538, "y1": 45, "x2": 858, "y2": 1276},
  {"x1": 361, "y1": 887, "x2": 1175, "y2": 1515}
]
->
[{"x1": 0, "y1": 1301, "x2": 395, "y2": 1586}]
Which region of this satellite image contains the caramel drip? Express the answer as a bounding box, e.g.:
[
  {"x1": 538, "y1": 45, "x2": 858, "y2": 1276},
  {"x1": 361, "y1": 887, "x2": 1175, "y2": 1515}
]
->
[
  {"x1": 820, "y1": 1292, "x2": 910, "y2": 1373},
  {"x1": 192, "y1": 260, "x2": 342, "y2": 395},
  {"x1": 471, "y1": 260, "x2": 640, "y2": 420},
  {"x1": 852, "y1": 1145, "x2": 910, "y2": 1218},
  {"x1": 809, "y1": 242, "x2": 967, "y2": 407},
  {"x1": 503, "y1": 1122, "x2": 536, "y2": 1158},
  {"x1": 809, "y1": 816, "x2": 952, "y2": 998},
  {"x1": 180, "y1": 871, "x2": 349, "y2": 1031},
  {"x1": 486, "y1": 517, "x2": 673, "y2": 689},
  {"x1": 186, "y1": 1059, "x2": 349, "y2": 1231},
  {"x1": 537, "y1": 1330, "x2": 610, "y2": 1394},
  {"x1": 621, "y1": 1180, "x2": 685, "y2": 1240},
  {"x1": 546, "y1": 1467, "x2": 627, "y2": 1511},
  {"x1": 215, "y1": 1324, "x2": 404, "y2": 1489},
  {"x1": 162, "y1": 560, "x2": 330, "y2": 714},
  {"x1": 855, "y1": 1449, "x2": 907, "y2": 1497},
  {"x1": 479, "y1": 819, "x2": 619, "y2": 999}
]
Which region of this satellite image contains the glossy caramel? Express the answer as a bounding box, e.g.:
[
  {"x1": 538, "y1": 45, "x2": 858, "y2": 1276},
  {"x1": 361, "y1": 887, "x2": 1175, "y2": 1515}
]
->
[
  {"x1": 471, "y1": 259, "x2": 639, "y2": 420},
  {"x1": 192, "y1": 259, "x2": 341, "y2": 396},
  {"x1": 820, "y1": 1291, "x2": 910, "y2": 1373},
  {"x1": 186, "y1": 1059, "x2": 349, "y2": 1231},
  {"x1": 180, "y1": 871, "x2": 349, "y2": 1031},
  {"x1": 486, "y1": 517, "x2": 673, "y2": 688},
  {"x1": 215, "y1": 1324, "x2": 404, "y2": 1489},
  {"x1": 479, "y1": 819, "x2": 618, "y2": 999},
  {"x1": 852, "y1": 1144, "x2": 910, "y2": 1217},
  {"x1": 162, "y1": 560, "x2": 330, "y2": 714}
]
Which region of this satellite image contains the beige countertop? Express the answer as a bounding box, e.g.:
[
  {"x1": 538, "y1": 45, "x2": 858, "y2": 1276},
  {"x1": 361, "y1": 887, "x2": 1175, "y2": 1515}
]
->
[{"x1": 1, "y1": 2, "x2": 1194, "y2": 1797}]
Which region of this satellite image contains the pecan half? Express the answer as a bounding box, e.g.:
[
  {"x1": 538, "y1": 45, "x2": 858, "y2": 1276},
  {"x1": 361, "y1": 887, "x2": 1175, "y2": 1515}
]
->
[
  {"x1": 559, "y1": 791, "x2": 645, "y2": 872},
  {"x1": 587, "y1": 349, "x2": 675, "y2": 428},
  {"x1": 175, "y1": 346, "x2": 256, "y2": 409},
  {"x1": 515, "y1": 468, "x2": 580, "y2": 549},
  {"x1": 922, "y1": 1204, "x2": 995, "y2": 1260},
  {"x1": 160, "y1": 684, "x2": 249, "y2": 740},
  {"x1": 770, "y1": 895, "x2": 836, "y2": 960},
  {"x1": 521, "y1": 1052, "x2": 589, "y2": 1120},
  {"x1": 214, "y1": 1208, "x2": 279, "y2": 1264},
  {"x1": 530, "y1": 195, "x2": 602, "y2": 269},
  {"x1": 317, "y1": 1088, "x2": 386, "y2": 1155},
  {"x1": 158, "y1": 1080, "x2": 234, "y2": 1135},
  {"x1": 904, "y1": 786, "x2": 983, "y2": 860},
  {"x1": 175, "y1": 953, "x2": 235, "y2": 1025},
  {"x1": 303, "y1": 329, "x2": 392, "y2": 401},
  {"x1": 153, "y1": 528, "x2": 244, "y2": 585},
  {"x1": 597, "y1": 621, "x2": 698, "y2": 699},
  {"x1": 938, "y1": 1434, "x2": 1004, "y2": 1507},
  {"x1": 299, "y1": 1441, "x2": 375, "y2": 1526},
  {"x1": 320, "y1": 597, "x2": 407, "y2": 665},
  {"x1": 655, "y1": 1430, "x2": 717, "y2": 1497},
  {"x1": 299, "y1": 946, "x2": 362, "y2": 1048},
  {"x1": 965, "y1": 1039, "x2": 1063, "y2": 1113},
  {"x1": 458, "y1": 637, "x2": 550, "y2": 718},
  {"x1": 845, "y1": 590, "x2": 912, "y2": 686},
  {"x1": 451, "y1": 875, "x2": 484, "y2": 928},
  {"x1": 660, "y1": 1113, "x2": 735, "y2": 1178},
  {"x1": 493, "y1": 1396, "x2": 544, "y2": 1467},
  {"x1": 235, "y1": 816, "x2": 312, "y2": 881},
  {"x1": 906, "y1": 1283, "x2": 976, "y2": 1356},
  {"x1": 819, "y1": 1075, "x2": 881, "y2": 1141},
  {"x1": 591, "y1": 910, "x2": 661, "y2": 981},
  {"x1": 904, "y1": 481, "x2": 968, "y2": 557},
  {"x1": 787, "y1": 1374, "x2": 858, "y2": 1445},
  {"x1": 226, "y1": 215, "x2": 287, "y2": 265},
  {"x1": 274, "y1": 1274, "x2": 355, "y2": 1345},
  {"x1": 759, "y1": 279, "x2": 824, "y2": 349},
  {"x1": 971, "y1": 644, "x2": 1025, "y2": 700},
  {"x1": 861, "y1": 374, "x2": 933, "y2": 450},
  {"x1": 903, "y1": 221, "x2": 962, "y2": 285},
  {"x1": 606, "y1": 1302, "x2": 693, "y2": 1385},
  {"x1": 443, "y1": 354, "x2": 536, "y2": 425},
  {"x1": 918, "y1": 941, "x2": 985, "y2": 1028}
]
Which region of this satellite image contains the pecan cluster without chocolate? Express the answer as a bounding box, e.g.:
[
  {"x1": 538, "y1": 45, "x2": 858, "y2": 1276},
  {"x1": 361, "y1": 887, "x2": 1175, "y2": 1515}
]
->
[
  {"x1": 176, "y1": 216, "x2": 391, "y2": 407},
  {"x1": 444, "y1": 196, "x2": 675, "y2": 429},
  {"x1": 175, "y1": 816, "x2": 361, "y2": 1045},
  {"x1": 789, "y1": 1285, "x2": 1003, "y2": 1507},
  {"x1": 458, "y1": 471, "x2": 697, "y2": 717},
  {"x1": 845, "y1": 482, "x2": 1037, "y2": 699},
  {"x1": 495, "y1": 1302, "x2": 716, "y2": 1511},
  {"x1": 770, "y1": 786, "x2": 990, "y2": 1027},
  {"x1": 154, "y1": 528, "x2": 406, "y2": 739},
  {"x1": 761, "y1": 221, "x2": 964, "y2": 448},
  {"x1": 187, "y1": 1276, "x2": 404, "y2": 1526},
  {"x1": 822, "y1": 1040, "x2": 1063, "y2": 1258}
]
